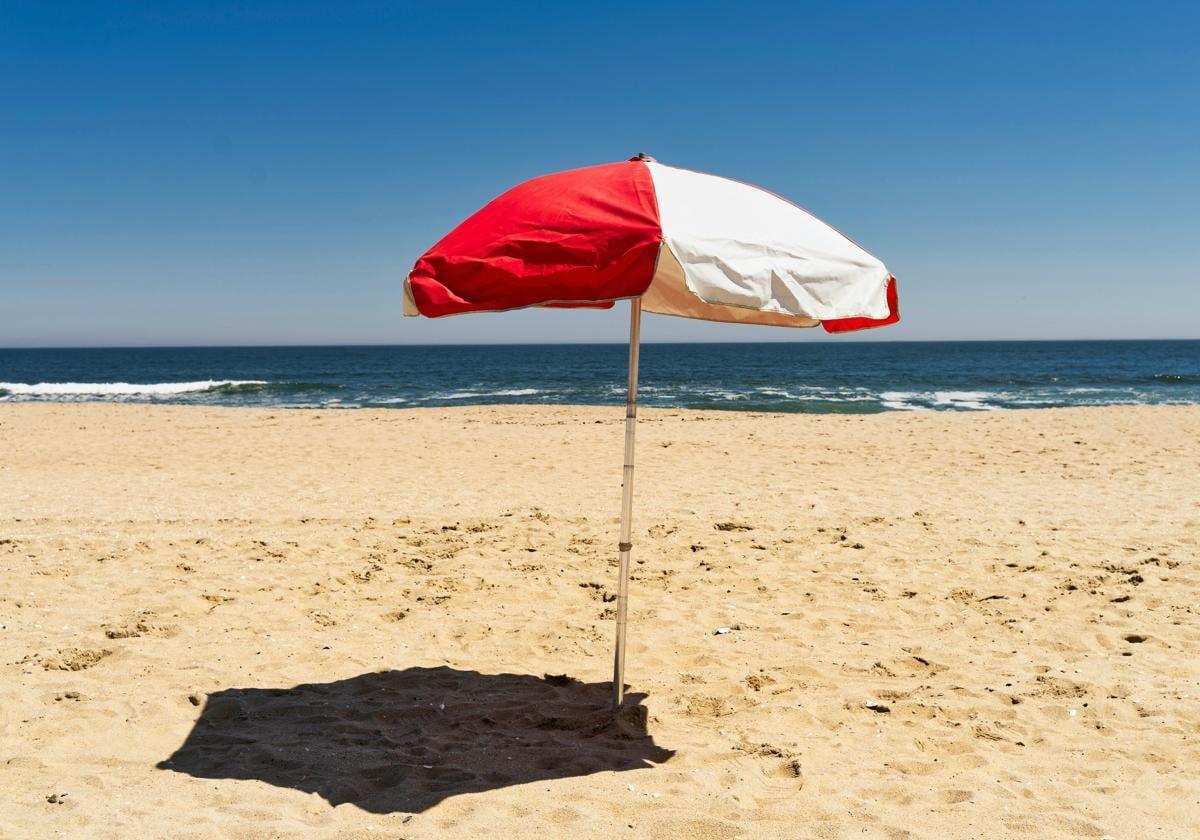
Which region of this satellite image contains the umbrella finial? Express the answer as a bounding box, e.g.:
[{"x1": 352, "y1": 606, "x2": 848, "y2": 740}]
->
[{"x1": 629, "y1": 152, "x2": 656, "y2": 162}]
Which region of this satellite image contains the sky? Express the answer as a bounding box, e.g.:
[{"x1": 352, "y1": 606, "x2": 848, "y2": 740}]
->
[{"x1": 2, "y1": 1, "x2": 1198, "y2": 347}]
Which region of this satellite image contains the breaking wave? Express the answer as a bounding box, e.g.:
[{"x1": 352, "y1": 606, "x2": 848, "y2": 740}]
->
[{"x1": 0, "y1": 380, "x2": 268, "y2": 397}]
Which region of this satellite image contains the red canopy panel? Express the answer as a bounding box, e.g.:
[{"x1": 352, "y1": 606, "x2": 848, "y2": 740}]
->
[
  {"x1": 820, "y1": 276, "x2": 900, "y2": 333},
  {"x1": 407, "y1": 161, "x2": 662, "y2": 317}
]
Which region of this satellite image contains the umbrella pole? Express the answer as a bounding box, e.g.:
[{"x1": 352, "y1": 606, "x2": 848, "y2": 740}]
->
[{"x1": 613, "y1": 297, "x2": 642, "y2": 711}]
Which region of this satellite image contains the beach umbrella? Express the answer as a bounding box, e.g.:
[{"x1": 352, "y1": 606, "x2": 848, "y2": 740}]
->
[{"x1": 404, "y1": 154, "x2": 900, "y2": 709}]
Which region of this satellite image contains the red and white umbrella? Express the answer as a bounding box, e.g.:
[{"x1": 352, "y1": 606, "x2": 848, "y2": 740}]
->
[{"x1": 404, "y1": 154, "x2": 900, "y2": 709}]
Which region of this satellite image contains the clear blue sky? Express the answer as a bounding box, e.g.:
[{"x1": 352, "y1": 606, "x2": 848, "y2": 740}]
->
[{"x1": 2, "y1": 1, "x2": 1198, "y2": 346}]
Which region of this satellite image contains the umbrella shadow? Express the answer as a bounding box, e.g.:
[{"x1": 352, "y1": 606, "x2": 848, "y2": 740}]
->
[{"x1": 157, "y1": 666, "x2": 674, "y2": 813}]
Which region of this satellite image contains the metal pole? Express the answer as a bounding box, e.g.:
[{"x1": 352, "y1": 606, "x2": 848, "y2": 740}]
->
[{"x1": 613, "y1": 297, "x2": 642, "y2": 710}]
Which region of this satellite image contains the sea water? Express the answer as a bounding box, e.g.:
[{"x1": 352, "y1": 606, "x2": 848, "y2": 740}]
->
[{"x1": 1, "y1": 341, "x2": 1198, "y2": 413}]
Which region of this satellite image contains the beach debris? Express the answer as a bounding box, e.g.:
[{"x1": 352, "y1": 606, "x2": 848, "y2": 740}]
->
[
  {"x1": 46, "y1": 793, "x2": 68, "y2": 804},
  {"x1": 714, "y1": 627, "x2": 732, "y2": 635},
  {"x1": 864, "y1": 700, "x2": 891, "y2": 713}
]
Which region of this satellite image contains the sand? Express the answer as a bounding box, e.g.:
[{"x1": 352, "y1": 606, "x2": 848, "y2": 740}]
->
[{"x1": 1, "y1": 403, "x2": 1198, "y2": 839}]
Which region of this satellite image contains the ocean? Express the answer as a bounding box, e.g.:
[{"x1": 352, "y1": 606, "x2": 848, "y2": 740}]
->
[{"x1": 1, "y1": 341, "x2": 1198, "y2": 413}]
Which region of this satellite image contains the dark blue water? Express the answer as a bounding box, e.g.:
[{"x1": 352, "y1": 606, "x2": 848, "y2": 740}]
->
[{"x1": 1, "y1": 341, "x2": 1198, "y2": 412}]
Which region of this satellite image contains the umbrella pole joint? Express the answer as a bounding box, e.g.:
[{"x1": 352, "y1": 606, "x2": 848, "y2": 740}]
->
[{"x1": 613, "y1": 298, "x2": 642, "y2": 712}]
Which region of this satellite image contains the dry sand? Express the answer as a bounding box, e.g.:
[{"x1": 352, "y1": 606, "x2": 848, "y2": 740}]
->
[{"x1": 1, "y1": 403, "x2": 1198, "y2": 839}]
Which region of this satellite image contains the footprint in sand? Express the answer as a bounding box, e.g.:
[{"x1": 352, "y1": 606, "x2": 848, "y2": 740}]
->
[
  {"x1": 759, "y1": 753, "x2": 802, "y2": 781},
  {"x1": 40, "y1": 647, "x2": 112, "y2": 671},
  {"x1": 744, "y1": 673, "x2": 777, "y2": 692},
  {"x1": 307, "y1": 611, "x2": 337, "y2": 628},
  {"x1": 103, "y1": 611, "x2": 178, "y2": 639}
]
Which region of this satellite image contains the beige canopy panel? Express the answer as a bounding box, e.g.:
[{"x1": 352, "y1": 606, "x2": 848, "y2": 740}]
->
[{"x1": 641, "y1": 245, "x2": 821, "y2": 328}]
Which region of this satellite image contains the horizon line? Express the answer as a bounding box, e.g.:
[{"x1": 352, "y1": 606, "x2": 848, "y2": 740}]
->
[{"x1": 3, "y1": 337, "x2": 1200, "y2": 351}]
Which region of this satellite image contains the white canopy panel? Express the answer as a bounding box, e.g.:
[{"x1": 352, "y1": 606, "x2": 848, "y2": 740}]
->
[{"x1": 643, "y1": 162, "x2": 892, "y2": 326}]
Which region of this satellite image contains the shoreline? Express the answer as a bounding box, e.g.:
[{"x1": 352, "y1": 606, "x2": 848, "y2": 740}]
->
[{"x1": 4, "y1": 399, "x2": 1199, "y2": 412}]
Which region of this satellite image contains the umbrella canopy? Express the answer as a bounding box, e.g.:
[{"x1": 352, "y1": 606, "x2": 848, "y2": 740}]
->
[
  {"x1": 404, "y1": 155, "x2": 900, "y2": 711},
  {"x1": 405, "y1": 154, "x2": 898, "y2": 332}
]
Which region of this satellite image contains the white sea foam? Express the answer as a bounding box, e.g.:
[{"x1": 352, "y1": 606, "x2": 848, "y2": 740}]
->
[
  {"x1": 0, "y1": 380, "x2": 267, "y2": 397},
  {"x1": 878, "y1": 391, "x2": 928, "y2": 411},
  {"x1": 754, "y1": 386, "x2": 872, "y2": 402},
  {"x1": 933, "y1": 390, "x2": 999, "y2": 410},
  {"x1": 688, "y1": 389, "x2": 748, "y2": 401},
  {"x1": 878, "y1": 390, "x2": 1002, "y2": 411},
  {"x1": 425, "y1": 388, "x2": 541, "y2": 401}
]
